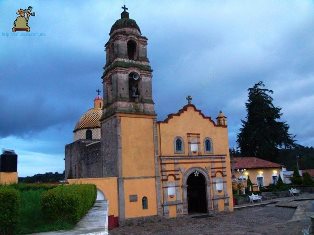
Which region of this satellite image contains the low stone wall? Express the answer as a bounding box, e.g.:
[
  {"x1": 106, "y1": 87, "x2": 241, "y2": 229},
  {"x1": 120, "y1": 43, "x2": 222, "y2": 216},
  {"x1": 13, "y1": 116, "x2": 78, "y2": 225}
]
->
[
  {"x1": 234, "y1": 196, "x2": 250, "y2": 205},
  {"x1": 234, "y1": 190, "x2": 291, "y2": 205},
  {"x1": 295, "y1": 186, "x2": 314, "y2": 193},
  {"x1": 261, "y1": 191, "x2": 290, "y2": 200}
]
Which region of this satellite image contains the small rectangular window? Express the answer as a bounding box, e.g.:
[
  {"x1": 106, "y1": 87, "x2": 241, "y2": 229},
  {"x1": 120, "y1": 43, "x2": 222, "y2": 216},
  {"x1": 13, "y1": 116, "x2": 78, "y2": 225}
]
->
[
  {"x1": 272, "y1": 176, "x2": 278, "y2": 184},
  {"x1": 142, "y1": 197, "x2": 148, "y2": 209},
  {"x1": 257, "y1": 176, "x2": 264, "y2": 187}
]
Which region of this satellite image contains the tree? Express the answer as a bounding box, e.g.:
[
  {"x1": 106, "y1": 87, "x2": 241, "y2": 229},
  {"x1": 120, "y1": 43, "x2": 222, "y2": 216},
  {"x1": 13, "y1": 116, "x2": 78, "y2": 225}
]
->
[
  {"x1": 291, "y1": 168, "x2": 302, "y2": 185},
  {"x1": 302, "y1": 172, "x2": 313, "y2": 186},
  {"x1": 277, "y1": 144, "x2": 314, "y2": 170},
  {"x1": 229, "y1": 148, "x2": 242, "y2": 157},
  {"x1": 18, "y1": 171, "x2": 65, "y2": 183},
  {"x1": 237, "y1": 81, "x2": 295, "y2": 161},
  {"x1": 276, "y1": 174, "x2": 284, "y2": 186},
  {"x1": 246, "y1": 175, "x2": 253, "y2": 193}
]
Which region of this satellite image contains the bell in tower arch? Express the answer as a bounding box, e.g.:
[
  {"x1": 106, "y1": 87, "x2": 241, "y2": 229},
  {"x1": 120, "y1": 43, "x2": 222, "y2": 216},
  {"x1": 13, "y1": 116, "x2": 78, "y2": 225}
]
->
[
  {"x1": 129, "y1": 72, "x2": 140, "y2": 101},
  {"x1": 101, "y1": 6, "x2": 155, "y2": 117}
]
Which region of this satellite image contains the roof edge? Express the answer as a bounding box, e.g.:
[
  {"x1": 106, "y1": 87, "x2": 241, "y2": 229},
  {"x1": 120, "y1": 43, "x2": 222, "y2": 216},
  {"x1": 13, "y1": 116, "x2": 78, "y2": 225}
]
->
[{"x1": 158, "y1": 104, "x2": 217, "y2": 126}]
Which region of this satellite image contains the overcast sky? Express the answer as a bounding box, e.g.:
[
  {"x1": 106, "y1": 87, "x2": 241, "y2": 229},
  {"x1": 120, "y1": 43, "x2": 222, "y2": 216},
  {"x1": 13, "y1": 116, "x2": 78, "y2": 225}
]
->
[{"x1": 1, "y1": 0, "x2": 313, "y2": 176}]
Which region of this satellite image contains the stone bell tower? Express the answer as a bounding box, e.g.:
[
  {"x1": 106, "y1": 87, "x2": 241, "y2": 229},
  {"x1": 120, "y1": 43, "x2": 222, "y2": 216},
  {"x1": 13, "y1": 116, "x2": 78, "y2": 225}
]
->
[
  {"x1": 102, "y1": 6, "x2": 155, "y2": 119},
  {"x1": 101, "y1": 6, "x2": 159, "y2": 220}
]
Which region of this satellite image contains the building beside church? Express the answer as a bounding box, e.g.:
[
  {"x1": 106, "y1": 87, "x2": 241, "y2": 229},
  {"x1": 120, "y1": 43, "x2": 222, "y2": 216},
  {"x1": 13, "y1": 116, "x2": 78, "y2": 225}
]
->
[
  {"x1": 0, "y1": 150, "x2": 18, "y2": 185},
  {"x1": 65, "y1": 7, "x2": 233, "y2": 222},
  {"x1": 232, "y1": 157, "x2": 282, "y2": 188}
]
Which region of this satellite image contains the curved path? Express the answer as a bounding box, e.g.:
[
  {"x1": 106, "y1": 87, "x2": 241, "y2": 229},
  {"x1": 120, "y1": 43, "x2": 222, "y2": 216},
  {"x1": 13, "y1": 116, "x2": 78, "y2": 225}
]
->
[{"x1": 32, "y1": 200, "x2": 108, "y2": 235}]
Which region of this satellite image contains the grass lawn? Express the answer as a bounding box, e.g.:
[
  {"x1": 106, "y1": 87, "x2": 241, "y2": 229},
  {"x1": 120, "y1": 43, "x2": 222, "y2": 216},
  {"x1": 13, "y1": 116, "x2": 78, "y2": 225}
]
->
[{"x1": 16, "y1": 187, "x2": 75, "y2": 234}]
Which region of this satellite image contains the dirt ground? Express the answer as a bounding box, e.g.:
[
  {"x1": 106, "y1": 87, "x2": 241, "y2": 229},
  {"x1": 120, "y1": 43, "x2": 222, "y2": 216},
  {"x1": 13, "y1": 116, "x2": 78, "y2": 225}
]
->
[{"x1": 110, "y1": 205, "x2": 309, "y2": 235}]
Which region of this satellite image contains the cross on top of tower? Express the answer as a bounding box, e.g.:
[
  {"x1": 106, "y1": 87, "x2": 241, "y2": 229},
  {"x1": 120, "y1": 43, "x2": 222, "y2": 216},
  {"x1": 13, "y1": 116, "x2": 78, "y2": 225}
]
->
[
  {"x1": 122, "y1": 5, "x2": 128, "y2": 12},
  {"x1": 186, "y1": 95, "x2": 192, "y2": 104},
  {"x1": 96, "y1": 89, "x2": 101, "y2": 96},
  {"x1": 121, "y1": 5, "x2": 129, "y2": 19}
]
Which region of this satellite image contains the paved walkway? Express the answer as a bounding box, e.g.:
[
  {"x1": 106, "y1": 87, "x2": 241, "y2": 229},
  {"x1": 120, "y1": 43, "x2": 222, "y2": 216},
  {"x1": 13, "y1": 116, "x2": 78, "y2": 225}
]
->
[
  {"x1": 111, "y1": 193, "x2": 314, "y2": 235},
  {"x1": 233, "y1": 193, "x2": 314, "y2": 235},
  {"x1": 32, "y1": 194, "x2": 314, "y2": 235},
  {"x1": 235, "y1": 193, "x2": 314, "y2": 223},
  {"x1": 32, "y1": 200, "x2": 108, "y2": 235}
]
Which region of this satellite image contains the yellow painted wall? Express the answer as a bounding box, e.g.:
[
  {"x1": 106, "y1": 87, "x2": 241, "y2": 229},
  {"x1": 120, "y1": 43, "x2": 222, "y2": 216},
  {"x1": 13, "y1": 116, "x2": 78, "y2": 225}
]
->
[
  {"x1": 123, "y1": 178, "x2": 157, "y2": 218},
  {"x1": 68, "y1": 177, "x2": 118, "y2": 217},
  {"x1": 168, "y1": 205, "x2": 176, "y2": 218},
  {"x1": 158, "y1": 106, "x2": 229, "y2": 156},
  {"x1": 234, "y1": 168, "x2": 281, "y2": 186},
  {"x1": 158, "y1": 106, "x2": 233, "y2": 212},
  {"x1": 0, "y1": 172, "x2": 18, "y2": 185},
  {"x1": 162, "y1": 160, "x2": 229, "y2": 212},
  {"x1": 120, "y1": 115, "x2": 156, "y2": 178}
]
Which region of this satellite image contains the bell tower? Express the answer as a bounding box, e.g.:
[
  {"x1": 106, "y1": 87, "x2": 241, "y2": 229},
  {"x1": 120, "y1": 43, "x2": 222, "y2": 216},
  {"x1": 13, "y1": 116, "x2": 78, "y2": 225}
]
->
[
  {"x1": 101, "y1": 6, "x2": 159, "y2": 220},
  {"x1": 102, "y1": 6, "x2": 155, "y2": 118}
]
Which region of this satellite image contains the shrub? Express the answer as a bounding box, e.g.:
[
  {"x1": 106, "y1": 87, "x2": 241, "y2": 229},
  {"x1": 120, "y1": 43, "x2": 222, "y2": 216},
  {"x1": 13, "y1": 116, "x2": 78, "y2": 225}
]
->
[
  {"x1": 41, "y1": 184, "x2": 96, "y2": 224},
  {"x1": 276, "y1": 174, "x2": 284, "y2": 186},
  {"x1": 275, "y1": 175, "x2": 289, "y2": 190},
  {"x1": 302, "y1": 172, "x2": 313, "y2": 186},
  {"x1": 17, "y1": 185, "x2": 73, "y2": 234},
  {"x1": 291, "y1": 168, "x2": 303, "y2": 185},
  {"x1": 246, "y1": 176, "x2": 253, "y2": 193},
  {"x1": 0, "y1": 186, "x2": 20, "y2": 235}
]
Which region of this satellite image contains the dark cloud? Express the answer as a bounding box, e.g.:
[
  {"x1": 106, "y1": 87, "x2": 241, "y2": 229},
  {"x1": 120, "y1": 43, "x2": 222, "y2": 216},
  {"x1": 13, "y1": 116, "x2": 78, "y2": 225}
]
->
[
  {"x1": 0, "y1": 94, "x2": 74, "y2": 137},
  {"x1": 1, "y1": 0, "x2": 314, "y2": 176}
]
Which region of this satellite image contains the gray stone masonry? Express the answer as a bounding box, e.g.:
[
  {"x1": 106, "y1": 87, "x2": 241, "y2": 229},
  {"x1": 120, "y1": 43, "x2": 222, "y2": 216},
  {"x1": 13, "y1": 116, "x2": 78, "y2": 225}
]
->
[{"x1": 65, "y1": 140, "x2": 102, "y2": 179}]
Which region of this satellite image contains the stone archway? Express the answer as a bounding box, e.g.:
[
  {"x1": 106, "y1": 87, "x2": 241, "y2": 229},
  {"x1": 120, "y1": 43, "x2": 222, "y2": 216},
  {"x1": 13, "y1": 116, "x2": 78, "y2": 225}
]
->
[
  {"x1": 96, "y1": 189, "x2": 105, "y2": 201},
  {"x1": 187, "y1": 171, "x2": 207, "y2": 213},
  {"x1": 182, "y1": 167, "x2": 211, "y2": 214},
  {"x1": 95, "y1": 188, "x2": 108, "y2": 231}
]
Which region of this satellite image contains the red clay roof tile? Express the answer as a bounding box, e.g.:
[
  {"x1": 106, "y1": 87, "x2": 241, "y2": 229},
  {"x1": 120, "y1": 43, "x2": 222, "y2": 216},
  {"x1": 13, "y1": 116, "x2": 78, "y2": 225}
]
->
[
  {"x1": 303, "y1": 169, "x2": 314, "y2": 177},
  {"x1": 233, "y1": 157, "x2": 282, "y2": 169}
]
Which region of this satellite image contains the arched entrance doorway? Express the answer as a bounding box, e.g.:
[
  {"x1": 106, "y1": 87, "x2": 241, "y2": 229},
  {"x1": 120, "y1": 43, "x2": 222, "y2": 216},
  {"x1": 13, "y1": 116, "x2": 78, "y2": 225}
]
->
[{"x1": 187, "y1": 171, "x2": 207, "y2": 213}]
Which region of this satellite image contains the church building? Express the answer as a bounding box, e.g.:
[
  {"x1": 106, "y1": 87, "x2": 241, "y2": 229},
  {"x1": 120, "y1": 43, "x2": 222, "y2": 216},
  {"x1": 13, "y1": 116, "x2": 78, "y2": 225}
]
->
[{"x1": 65, "y1": 7, "x2": 233, "y2": 222}]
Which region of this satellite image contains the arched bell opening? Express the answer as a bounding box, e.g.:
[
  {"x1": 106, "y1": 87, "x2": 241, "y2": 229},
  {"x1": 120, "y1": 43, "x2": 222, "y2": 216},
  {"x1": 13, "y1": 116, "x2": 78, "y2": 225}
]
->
[{"x1": 127, "y1": 40, "x2": 137, "y2": 60}]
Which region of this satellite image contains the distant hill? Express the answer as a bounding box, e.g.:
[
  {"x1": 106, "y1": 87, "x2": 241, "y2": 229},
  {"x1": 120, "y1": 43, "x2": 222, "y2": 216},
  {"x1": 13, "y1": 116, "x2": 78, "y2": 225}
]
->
[{"x1": 19, "y1": 171, "x2": 65, "y2": 183}]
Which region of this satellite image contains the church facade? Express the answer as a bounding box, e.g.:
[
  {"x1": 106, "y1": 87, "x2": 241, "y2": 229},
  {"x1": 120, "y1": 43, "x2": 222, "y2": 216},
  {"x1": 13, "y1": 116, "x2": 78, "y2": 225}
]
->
[{"x1": 65, "y1": 7, "x2": 233, "y2": 222}]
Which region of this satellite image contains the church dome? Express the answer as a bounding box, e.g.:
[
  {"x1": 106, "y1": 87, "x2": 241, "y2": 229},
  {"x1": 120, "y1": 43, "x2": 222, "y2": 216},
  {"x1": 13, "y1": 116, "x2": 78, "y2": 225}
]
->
[
  {"x1": 110, "y1": 9, "x2": 141, "y2": 35},
  {"x1": 74, "y1": 97, "x2": 103, "y2": 132}
]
